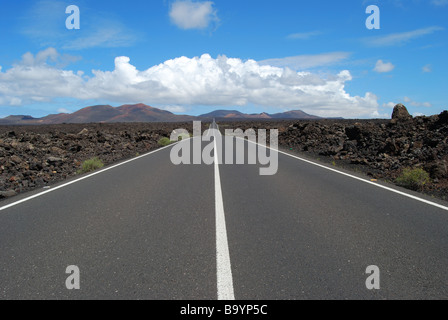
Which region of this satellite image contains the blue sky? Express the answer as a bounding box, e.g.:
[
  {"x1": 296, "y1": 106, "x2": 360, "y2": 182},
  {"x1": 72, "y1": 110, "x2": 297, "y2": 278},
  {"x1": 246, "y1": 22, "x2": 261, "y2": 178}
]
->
[{"x1": 0, "y1": 0, "x2": 447, "y2": 118}]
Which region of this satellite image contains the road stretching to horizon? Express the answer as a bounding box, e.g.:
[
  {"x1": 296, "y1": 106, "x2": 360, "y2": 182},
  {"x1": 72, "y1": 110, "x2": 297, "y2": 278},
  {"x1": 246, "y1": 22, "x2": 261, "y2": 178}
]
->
[{"x1": 1, "y1": 121, "x2": 448, "y2": 299}]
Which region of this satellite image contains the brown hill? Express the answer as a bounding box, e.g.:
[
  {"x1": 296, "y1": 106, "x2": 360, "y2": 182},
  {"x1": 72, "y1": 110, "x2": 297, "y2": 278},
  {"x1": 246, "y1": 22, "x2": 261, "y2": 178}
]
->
[
  {"x1": 46, "y1": 105, "x2": 121, "y2": 123},
  {"x1": 199, "y1": 109, "x2": 321, "y2": 120},
  {"x1": 109, "y1": 104, "x2": 188, "y2": 122},
  {"x1": 0, "y1": 104, "x2": 195, "y2": 124},
  {"x1": 270, "y1": 110, "x2": 321, "y2": 119},
  {"x1": 0, "y1": 104, "x2": 323, "y2": 125}
]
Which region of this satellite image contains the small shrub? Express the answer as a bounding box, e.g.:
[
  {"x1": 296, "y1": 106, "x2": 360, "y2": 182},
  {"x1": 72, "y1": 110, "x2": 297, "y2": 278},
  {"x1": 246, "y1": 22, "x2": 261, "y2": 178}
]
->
[
  {"x1": 177, "y1": 133, "x2": 190, "y2": 141},
  {"x1": 77, "y1": 157, "x2": 104, "y2": 174},
  {"x1": 158, "y1": 137, "x2": 173, "y2": 146},
  {"x1": 396, "y1": 167, "x2": 430, "y2": 190}
]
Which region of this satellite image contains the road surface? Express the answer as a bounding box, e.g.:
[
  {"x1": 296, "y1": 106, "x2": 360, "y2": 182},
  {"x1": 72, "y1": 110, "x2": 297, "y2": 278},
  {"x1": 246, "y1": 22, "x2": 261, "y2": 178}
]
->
[{"x1": 1, "y1": 121, "x2": 447, "y2": 299}]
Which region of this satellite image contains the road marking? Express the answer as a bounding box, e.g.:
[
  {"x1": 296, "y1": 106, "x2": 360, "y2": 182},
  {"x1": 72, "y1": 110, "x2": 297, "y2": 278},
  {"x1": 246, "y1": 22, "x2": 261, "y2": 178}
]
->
[
  {"x1": 242, "y1": 138, "x2": 448, "y2": 212},
  {"x1": 0, "y1": 143, "x2": 179, "y2": 212},
  {"x1": 213, "y1": 127, "x2": 235, "y2": 300}
]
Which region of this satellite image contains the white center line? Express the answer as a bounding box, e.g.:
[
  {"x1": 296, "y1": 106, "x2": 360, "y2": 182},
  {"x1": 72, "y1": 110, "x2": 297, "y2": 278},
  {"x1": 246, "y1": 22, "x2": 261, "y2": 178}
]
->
[{"x1": 213, "y1": 127, "x2": 235, "y2": 300}]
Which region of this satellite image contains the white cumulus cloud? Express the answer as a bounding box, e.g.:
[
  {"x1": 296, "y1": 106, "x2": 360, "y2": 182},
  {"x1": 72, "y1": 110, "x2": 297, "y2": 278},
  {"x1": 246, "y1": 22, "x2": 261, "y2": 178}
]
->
[
  {"x1": 374, "y1": 60, "x2": 395, "y2": 73},
  {"x1": 169, "y1": 0, "x2": 219, "y2": 30},
  {"x1": 0, "y1": 49, "x2": 381, "y2": 118}
]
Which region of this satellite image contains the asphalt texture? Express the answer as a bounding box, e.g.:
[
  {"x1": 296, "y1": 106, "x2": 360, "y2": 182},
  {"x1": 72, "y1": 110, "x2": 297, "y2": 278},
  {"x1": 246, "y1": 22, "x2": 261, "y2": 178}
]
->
[{"x1": 1, "y1": 121, "x2": 448, "y2": 299}]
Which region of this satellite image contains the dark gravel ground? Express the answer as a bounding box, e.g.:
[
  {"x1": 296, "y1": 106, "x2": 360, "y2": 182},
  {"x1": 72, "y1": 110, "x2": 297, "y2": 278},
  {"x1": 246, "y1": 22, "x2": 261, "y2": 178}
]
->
[
  {"x1": 1, "y1": 112, "x2": 447, "y2": 201},
  {"x1": 0, "y1": 122, "x2": 202, "y2": 200},
  {"x1": 219, "y1": 112, "x2": 448, "y2": 201}
]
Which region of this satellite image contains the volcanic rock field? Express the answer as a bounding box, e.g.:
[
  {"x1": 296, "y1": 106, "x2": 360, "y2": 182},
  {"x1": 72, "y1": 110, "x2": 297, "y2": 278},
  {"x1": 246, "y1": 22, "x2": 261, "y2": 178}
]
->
[{"x1": 1, "y1": 108, "x2": 448, "y2": 200}]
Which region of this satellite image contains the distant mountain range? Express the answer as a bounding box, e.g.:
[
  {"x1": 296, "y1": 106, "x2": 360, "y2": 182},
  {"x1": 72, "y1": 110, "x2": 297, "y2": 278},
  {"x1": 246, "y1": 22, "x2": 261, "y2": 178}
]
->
[
  {"x1": 0, "y1": 103, "x2": 323, "y2": 125},
  {"x1": 200, "y1": 109, "x2": 321, "y2": 120}
]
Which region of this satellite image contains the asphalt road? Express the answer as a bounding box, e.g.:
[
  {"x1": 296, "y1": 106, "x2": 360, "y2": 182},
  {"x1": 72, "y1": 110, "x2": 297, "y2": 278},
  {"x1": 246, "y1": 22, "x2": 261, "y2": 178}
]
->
[{"x1": 1, "y1": 122, "x2": 448, "y2": 299}]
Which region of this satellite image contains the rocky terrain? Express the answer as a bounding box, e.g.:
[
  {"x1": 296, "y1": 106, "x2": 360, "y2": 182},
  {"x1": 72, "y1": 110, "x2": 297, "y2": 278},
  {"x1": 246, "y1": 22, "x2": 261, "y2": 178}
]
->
[
  {"x1": 0, "y1": 122, "x2": 197, "y2": 200},
  {"x1": 222, "y1": 104, "x2": 448, "y2": 200},
  {"x1": 1, "y1": 104, "x2": 447, "y2": 201}
]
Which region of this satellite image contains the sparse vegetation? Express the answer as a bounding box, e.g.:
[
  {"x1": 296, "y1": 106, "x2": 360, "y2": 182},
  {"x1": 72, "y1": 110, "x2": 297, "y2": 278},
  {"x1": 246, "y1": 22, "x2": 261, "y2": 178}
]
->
[
  {"x1": 177, "y1": 133, "x2": 190, "y2": 141},
  {"x1": 0, "y1": 122, "x2": 197, "y2": 198},
  {"x1": 158, "y1": 137, "x2": 173, "y2": 146},
  {"x1": 77, "y1": 157, "x2": 104, "y2": 174},
  {"x1": 396, "y1": 167, "x2": 430, "y2": 190}
]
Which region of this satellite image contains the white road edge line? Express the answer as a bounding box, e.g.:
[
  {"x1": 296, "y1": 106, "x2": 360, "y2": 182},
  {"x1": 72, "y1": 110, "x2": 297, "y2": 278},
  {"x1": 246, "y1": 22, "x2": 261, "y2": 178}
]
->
[
  {"x1": 214, "y1": 128, "x2": 235, "y2": 300},
  {"x1": 242, "y1": 137, "x2": 448, "y2": 212},
  {"x1": 0, "y1": 142, "x2": 180, "y2": 212}
]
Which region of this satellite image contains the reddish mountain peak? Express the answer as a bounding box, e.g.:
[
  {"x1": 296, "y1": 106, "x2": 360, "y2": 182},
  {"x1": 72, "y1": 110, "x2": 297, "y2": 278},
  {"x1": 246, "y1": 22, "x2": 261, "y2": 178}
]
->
[
  {"x1": 116, "y1": 103, "x2": 172, "y2": 117},
  {"x1": 1, "y1": 105, "x2": 321, "y2": 125},
  {"x1": 74, "y1": 104, "x2": 114, "y2": 114},
  {"x1": 224, "y1": 113, "x2": 241, "y2": 118},
  {"x1": 119, "y1": 103, "x2": 153, "y2": 110}
]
